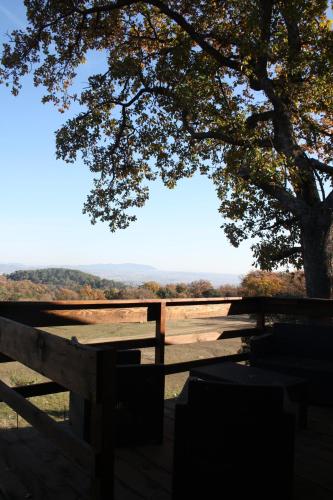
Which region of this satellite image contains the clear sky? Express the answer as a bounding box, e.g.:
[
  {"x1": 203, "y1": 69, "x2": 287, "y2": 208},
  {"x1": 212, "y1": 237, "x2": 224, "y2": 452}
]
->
[{"x1": 0, "y1": 0, "x2": 254, "y2": 275}]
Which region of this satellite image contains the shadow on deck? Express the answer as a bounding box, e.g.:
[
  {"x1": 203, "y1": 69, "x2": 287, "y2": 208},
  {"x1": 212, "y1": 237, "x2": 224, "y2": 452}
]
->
[{"x1": 0, "y1": 399, "x2": 332, "y2": 500}]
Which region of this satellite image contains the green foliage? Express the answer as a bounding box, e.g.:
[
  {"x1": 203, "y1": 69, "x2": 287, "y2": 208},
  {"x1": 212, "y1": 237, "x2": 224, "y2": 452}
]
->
[
  {"x1": 7, "y1": 268, "x2": 124, "y2": 290},
  {"x1": 2, "y1": 0, "x2": 333, "y2": 286}
]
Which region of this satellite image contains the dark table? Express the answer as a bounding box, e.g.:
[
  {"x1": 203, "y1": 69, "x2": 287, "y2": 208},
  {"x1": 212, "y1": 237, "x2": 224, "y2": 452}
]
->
[{"x1": 190, "y1": 361, "x2": 308, "y2": 428}]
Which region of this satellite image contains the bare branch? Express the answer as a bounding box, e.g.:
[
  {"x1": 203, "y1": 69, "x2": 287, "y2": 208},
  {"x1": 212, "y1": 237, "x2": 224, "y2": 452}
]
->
[
  {"x1": 314, "y1": 169, "x2": 326, "y2": 201},
  {"x1": 310, "y1": 158, "x2": 333, "y2": 177}
]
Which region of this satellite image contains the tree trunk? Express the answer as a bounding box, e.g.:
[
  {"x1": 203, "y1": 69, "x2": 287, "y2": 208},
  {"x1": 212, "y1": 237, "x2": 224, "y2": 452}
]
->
[{"x1": 301, "y1": 210, "x2": 333, "y2": 298}]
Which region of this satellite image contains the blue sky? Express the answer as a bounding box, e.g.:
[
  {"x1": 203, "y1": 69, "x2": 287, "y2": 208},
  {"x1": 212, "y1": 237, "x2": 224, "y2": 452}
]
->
[{"x1": 0, "y1": 0, "x2": 254, "y2": 275}]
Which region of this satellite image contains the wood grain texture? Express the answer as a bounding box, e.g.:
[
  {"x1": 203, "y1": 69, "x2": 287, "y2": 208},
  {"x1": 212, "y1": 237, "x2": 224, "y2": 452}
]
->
[
  {"x1": 166, "y1": 303, "x2": 233, "y2": 320},
  {"x1": 0, "y1": 316, "x2": 97, "y2": 399},
  {"x1": 0, "y1": 297, "x2": 251, "y2": 327},
  {"x1": 165, "y1": 331, "x2": 222, "y2": 345},
  {"x1": 47, "y1": 307, "x2": 148, "y2": 325}
]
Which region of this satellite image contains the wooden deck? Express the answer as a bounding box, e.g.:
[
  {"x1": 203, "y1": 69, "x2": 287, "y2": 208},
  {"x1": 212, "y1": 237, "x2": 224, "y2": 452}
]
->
[{"x1": 0, "y1": 400, "x2": 332, "y2": 499}]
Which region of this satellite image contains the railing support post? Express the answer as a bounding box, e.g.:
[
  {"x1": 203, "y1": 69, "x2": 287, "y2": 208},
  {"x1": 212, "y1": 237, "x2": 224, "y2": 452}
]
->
[
  {"x1": 90, "y1": 348, "x2": 117, "y2": 500},
  {"x1": 256, "y1": 298, "x2": 266, "y2": 332},
  {"x1": 256, "y1": 312, "x2": 266, "y2": 331},
  {"x1": 155, "y1": 301, "x2": 166, "y2": 365}
]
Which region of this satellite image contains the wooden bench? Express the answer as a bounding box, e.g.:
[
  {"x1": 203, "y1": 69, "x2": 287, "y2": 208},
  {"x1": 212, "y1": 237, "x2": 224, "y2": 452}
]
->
[
  {"x1": 173, "y1": 377, "x2": 295, "y2": 500},
  {"x1": 191, "y1": 361, "x2": 308, "y2": 428},
  {"x1": 250, "y1": 323, "x2": 333, "y2": 406}
]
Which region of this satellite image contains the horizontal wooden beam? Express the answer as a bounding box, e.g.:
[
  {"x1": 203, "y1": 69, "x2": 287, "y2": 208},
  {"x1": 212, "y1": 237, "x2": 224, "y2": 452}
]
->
[
  {"x1": 148, "y1": 298, "x2": 257, "y2": 321},
  {"x1": 4, "y1": 296, "x2": 333, "y2": 329},
  {"x1": 0, "y1": 379, "x2": 93, "y2": 470},
  {"x1": 0, "y1": 381, "x2": 66, "y2": 400},
  {"x1": 218, "y1": 328, "x2": 260, "y2": 339},
  {"x1": 165, "y1": 331, "x2": 222, "y2": 345},
  {"x1": 43, "y1": 307, "x2": 148, "y2": 325},
  {"x1": 0, "y1": 353, "x2": 13, "y2": 363},
  {"x1": 0, "y1": 301, "x2": 153, "y2": 327},
  {"x1": 258, "y1": 297, "x2": 333, "y2": 317},
  {"x1": 0, "y1": 298, "x2": 256, "y2": 327},
  {"x1": 164, "y1": 328, "x2": 259, "y2": 345},
  {"x1": 166, "y1": 303, "x2": 233, "y2": 320},
  {"x1": 81, "y1": 336, "x2": 156, "y2": 349},
  {"x1": 164, "y1": 352, "x2": 250, "y2": 375},
  {"x1": 0, "y1": 316, "x2": 97, "y2": 400}
]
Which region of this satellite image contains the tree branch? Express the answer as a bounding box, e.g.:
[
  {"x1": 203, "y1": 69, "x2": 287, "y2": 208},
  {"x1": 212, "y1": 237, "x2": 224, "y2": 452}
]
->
[
  {"x1": 181, "y1": 110, "x2": 272, "y2": 147},
  {"x1": 280, "y1": 4, "x2": 302, "y2": 64},
  {"x1": 246, "y1": 110, "x2": 274, "y2": 129},
  {"x1": 270, "y1": 246, "x2": 302, "y2": 262},
  {"x1": 310, "y1": 158, "x2": 333, "y2": 177},
  {"x1": 74, "y1": 0, "x2": 241, "y2": 71},
  {"x1": 255, "y1": 0, "x2": 274, "y2": 78},
  {"x1": 238, "y1": 165, "x2": 306, "y2": 215}
]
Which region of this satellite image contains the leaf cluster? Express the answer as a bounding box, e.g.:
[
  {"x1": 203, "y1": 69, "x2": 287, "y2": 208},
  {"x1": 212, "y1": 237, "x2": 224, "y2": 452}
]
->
[{"x1": 2, "y1": 1, "x2": 333, "y2": 267}]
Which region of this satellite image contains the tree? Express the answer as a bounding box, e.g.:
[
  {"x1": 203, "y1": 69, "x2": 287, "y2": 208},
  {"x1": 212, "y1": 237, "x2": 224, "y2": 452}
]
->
[
  {"x1": 140, "y1": 281, "x2": 161, "y2": 293},
  {"x1": 188, "y1": 279, "x2": 215, "y2": 297},
  {"x1": 240, "y1": 270, "x2": 306, "y2": 297},
  {"x1": 241, "y1": 270, "x2": 286, "y2": 296},
  {"x1": 1, "y1": 1, "x2": 333, "y2": 297}
]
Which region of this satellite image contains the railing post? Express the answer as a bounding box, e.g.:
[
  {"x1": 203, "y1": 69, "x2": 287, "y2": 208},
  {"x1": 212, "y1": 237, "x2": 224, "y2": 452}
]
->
[
  {"x1": 256, "y1": 298, "x2": 266, "y2": 332},
  {"x1": 89, "y1": 348, "x2": 117, "y2": 500},
  {"x1": 256, "y1": 312, "x2": 266, "y2": 331},
  {"x1": 155, "y1": 301, "x2": 166, "y2": 365}
]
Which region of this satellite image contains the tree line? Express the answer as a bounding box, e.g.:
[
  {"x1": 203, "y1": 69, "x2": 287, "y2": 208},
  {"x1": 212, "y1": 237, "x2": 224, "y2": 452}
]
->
[
  {"x1": 0, "y1": 269, "x2": 305, "y2": 301},
  {"x1": 106, "y1": 271, "x2": 305, "y2": 299},
  {"x1": 7, "y1": 268, "x2": 124, "y2": 290}
]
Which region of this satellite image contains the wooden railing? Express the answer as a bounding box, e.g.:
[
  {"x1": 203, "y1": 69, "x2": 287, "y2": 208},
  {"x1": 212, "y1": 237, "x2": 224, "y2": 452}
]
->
[
  {"x1": 0, "y1": 296, "x2": 259, "y2": 364},
  {"x1": 0, "y1": 295, "x2": 332, "y2": 499}
]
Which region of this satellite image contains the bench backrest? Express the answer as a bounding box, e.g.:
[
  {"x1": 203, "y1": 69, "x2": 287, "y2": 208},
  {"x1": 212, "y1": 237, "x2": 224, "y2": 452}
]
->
[{"x1": 273, "y1": 323, "x2": 333, "y2": 361}]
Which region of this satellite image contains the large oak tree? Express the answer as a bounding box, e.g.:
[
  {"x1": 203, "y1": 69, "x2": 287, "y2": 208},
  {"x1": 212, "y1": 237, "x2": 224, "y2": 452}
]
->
[{"x1": 1, "y1": 1, "x2": 333, "y2": 297}]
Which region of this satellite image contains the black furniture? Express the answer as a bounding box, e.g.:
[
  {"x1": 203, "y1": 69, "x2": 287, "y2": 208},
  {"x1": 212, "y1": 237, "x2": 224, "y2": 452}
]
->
[
  {"x1": 70, "y1": 349, "x2": 165, "y2": 446},
  {"x1": 115, "y1": 362, "x2": 164, "y2": 446},
  {"x1": 172, "y1": 379, "x2": 295, "y2": 500},
  {"x1": 191, "y1": 361, "x2": 308, "y2": 428},
  {"x1": 250, "y1": 322, "x2": 333, "y2": 405}
]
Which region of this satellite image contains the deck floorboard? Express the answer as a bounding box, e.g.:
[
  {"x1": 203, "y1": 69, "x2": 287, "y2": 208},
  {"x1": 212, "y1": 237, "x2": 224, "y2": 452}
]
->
[{"x1": 0, "y1": 401, "x2": 332, "y2": 499}]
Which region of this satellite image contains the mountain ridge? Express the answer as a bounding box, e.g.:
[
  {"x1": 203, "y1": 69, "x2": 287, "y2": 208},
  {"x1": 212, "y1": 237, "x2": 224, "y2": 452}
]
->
[{"x1": 0, "y1": 262, "x2": 241, "y2": 286}]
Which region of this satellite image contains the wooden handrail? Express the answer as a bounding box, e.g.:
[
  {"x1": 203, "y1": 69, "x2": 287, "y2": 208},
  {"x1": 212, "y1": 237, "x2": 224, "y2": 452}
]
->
[
  {"x1": 1, "y1": 295, "x2": 332, "y2": 500},
  {"x1": 0, "y1": 316, "x2": 98, "y2": 399}
]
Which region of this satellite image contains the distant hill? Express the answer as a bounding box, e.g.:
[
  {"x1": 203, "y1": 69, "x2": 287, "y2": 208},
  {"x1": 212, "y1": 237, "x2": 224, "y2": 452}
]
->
[
  {"x1": 0, "y1": 263, "x2": 30, "y2": 274},
  {"x1": 1, "y1": 262, "x2": 241, "y2": 286},
  {"x1": 72, "y1": 264, "x2": 241, "y2": 286},
  {"x1": 6, "y1": 268, "x2": 125, "y2": 290}
]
